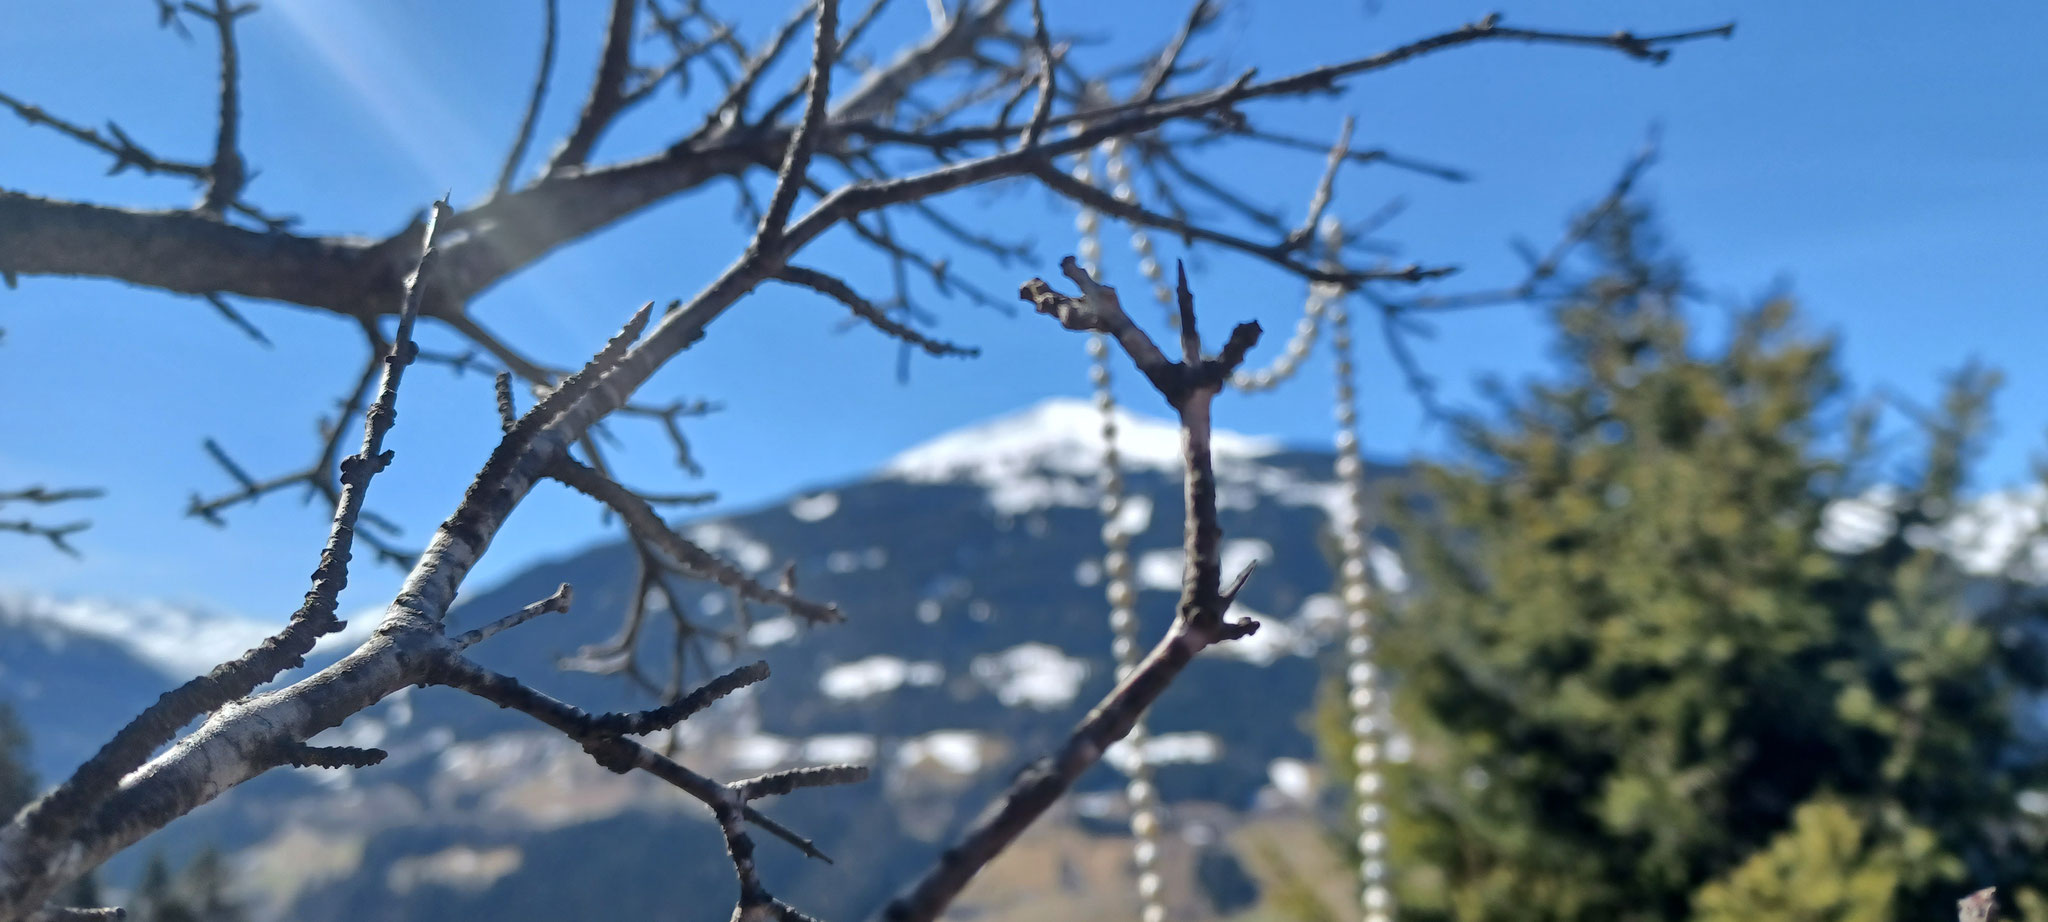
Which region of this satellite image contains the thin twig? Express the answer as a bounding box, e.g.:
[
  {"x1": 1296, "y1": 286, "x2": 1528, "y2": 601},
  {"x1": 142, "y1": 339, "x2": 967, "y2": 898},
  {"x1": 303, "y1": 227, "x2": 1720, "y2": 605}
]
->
[
  {"x1": 1136, "y1": 0, "x2": 1217, "y2": 101},
  {"x1": 547, "y1": 0, "x2": 638, "y2": 174},
  {"x1": 191, "y1": 0, "x2": 251, "y2": 214},
  {"x1": 548, "y1": 457, "x2": 844, "y2": 623},
  {"x1": 0, "y1": 91, "x2": 206, "y2": 179},
  {"x1": 776, "y1": 265, "x2": 979, "y2": 357},
  {"x1": 16, "y1": 198, "x2": 452, "y2": 849},
  {"x1": 879, "y1": 259, "x2": 1259, "y2": 922},
  {"x1": 426, "y1": 654, "x2": 835, "y2": 862},
  {"x1": 453, "y1": 583, "x2": 575, "y2": 649},
  {"x1": 1282, "y1": 115, "x2": 1353, "y2": 252},
  {"x1": 756, "y1": 0, "x2": 839, "y2": 248},
  {"x1": 498, "y1": 0, "x2": 560, "y2": 194},
  {"x1": 1019, "y1": 0, "x2": 1055, "y2": 148}
]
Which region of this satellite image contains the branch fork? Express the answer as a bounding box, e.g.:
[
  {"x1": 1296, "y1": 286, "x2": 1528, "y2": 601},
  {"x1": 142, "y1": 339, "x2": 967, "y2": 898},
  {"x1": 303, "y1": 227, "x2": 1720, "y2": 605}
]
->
[
  {"x1": 877, "y1": 258, "x2": 1261, "y2": 922},
  {"x1": 1020, "y1": 257, "x2": 1259, "y2": 410}
]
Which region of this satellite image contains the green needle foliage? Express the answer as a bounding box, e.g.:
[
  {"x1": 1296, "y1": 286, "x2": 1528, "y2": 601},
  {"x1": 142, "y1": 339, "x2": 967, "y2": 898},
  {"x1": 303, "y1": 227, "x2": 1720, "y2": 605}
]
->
[
  {"x1": 0, "y1": 702, "x2": 31, "y2": 820},
  {"x1": 1322, "y1": 204, "x2": 2048, "y2": 922},
  {"x1": 134, "y1": 847, "x2": 244, "y2": 922},
  {"x1": 3, "y1": 701, "x2": 105, "y2": 912}
]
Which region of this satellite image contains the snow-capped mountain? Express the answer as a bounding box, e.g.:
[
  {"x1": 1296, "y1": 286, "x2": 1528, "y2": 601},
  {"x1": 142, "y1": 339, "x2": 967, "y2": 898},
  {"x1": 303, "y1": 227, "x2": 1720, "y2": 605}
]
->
[
  {"x1": 11, "y1": 396, "x2": 2048, "y2": 922},
  {"x1": 0, "y1": 397, "x2": 1395, "y2": 922}
]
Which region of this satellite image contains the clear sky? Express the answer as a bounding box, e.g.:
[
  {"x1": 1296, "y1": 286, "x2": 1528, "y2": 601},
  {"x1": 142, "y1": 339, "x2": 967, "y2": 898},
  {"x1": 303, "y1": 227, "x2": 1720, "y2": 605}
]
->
[{"x1": 1, "y1": 1, "x2": 2042, "y2": 621}]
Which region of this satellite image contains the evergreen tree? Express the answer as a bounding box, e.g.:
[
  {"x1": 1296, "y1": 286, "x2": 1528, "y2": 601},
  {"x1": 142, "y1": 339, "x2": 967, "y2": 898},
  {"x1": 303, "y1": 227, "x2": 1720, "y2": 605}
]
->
[
  {"x1": 132, "y1": 849, "x2": 244, "y2": 922},
  {"x1": 135, "y1": 853, "x2": 199, "y2": 922},
  {"x1": 182, "y1": 848, "x2": 244, "y2": 922},
  {"x1": 1, "y1": 699, "x2": 110, "y2": 911},
  {"x1": 0, "y1": 701, "x2": 33, "y2": 819},
  {"x1": 1325, "y1": 204, "x2": 2048, "y2": 921}
]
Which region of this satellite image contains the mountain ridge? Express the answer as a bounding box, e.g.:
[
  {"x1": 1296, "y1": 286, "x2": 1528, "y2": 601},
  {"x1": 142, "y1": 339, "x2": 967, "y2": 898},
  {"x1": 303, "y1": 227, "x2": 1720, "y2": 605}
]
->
[{"x1": 8, "y1": 395, "x2": 2048, "y2": 921}]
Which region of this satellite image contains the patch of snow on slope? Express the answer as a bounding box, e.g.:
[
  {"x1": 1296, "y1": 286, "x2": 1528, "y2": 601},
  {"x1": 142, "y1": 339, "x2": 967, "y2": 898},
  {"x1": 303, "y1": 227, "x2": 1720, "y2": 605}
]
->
[
  {"x1": 388, "y1": 845, "x2": 522, "y2": 895},
  {"x1": 818, "y1": 656, "x2": 944, "y2": 700},
  {"x1": 803, "y1": 734, "x2": 876, "y2": 765},
  {"x1": 881, "y1": 398, "x2": 1279, "y2": 514},
  {"x1": 731, "y1": 734, "x2": 796, "y2": 771},
  {"x1": 1224, "y1": 539, "x2": 1272, "y2": 581},
  {"x1": 970, "y1": 643, "x2": 1089, "y2": 709},
  {"x1": 1267, "y1": 758, "x2": 1314, "y2": 802},
  {"x1": 789, "y1": 491, "x2": 840, "y2": 522},
  {"x1": 1203, "y1": 607, "x2": 1297, "y2": 665},
  {"x1": 747, "y1": 616, "x2": 801, "y2": 647},
  {"x1": 1136, "y1": 548, "x2": 1180, "y2": 591},
  {"x1": 1106, "y1": 732, "x2": 1222, "y2": 773},
  {"x1": 896, "y1": 731, "x2": 990, "y2": 774},
  {"x1": 1134, "y1": 539, "x2": 1270, "y2": 593},
  {"x1": 1370, "y1": 544, "x2": 1410, "y2": 593},
  {"x1": 685, "y1": 523, "x2": 774, "y2": 573},
  {"x1": 1296, "y1": 593, "x2": 1344, "y2": 633},
  {"x1": 1110, "y1": 494, "x2": 1153, "y2": 539},
  {"x1": 438, "y1": 732, "x2": 564, "y2": 785}
]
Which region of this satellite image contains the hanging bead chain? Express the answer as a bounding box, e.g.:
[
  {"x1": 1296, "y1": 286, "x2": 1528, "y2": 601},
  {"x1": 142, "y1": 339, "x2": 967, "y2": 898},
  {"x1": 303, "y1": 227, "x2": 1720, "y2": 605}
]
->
[
  {"x1": 1234, "y1": 286, "x2": 1329, "y2": 392},
  {"x1": 1100, "y1": 138, "x2": 1176, "y2": 328},
  {"x1": 1096, "y1": 141, "x2": 1387, "y2": 921},
  {"x1": 1097, "y1": 139, "x2": 1335, "y2": 394},
  {"x1": 1076, "y1": 142, "x2": 1169, "y2": 922},
  {"x1": 1324, "y1": 217, "x2": 1393, "y2": 922},
  {"x1": 1097, "y1": 141, "x2": 1326, "y2": 393}
]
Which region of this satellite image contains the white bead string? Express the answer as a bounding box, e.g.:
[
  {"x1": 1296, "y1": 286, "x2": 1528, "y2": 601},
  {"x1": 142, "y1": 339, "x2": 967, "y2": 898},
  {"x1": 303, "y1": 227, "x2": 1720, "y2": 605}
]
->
[
  {"x1": 1089, "y1": 143, "x2": 1391, "y2": 922},
  {"x1": 1233, "y1": 287, "x2": 1329, "y2": 392},
  {"x1": 1100, "y1": 138, "x2": 1177, "y2": 328},
  {"x1": 1097, "y1": 141, "x2": 1327, "y2": 393},
  {"x1": 1324, "y1": 218, "x2": 1393, "y2": 922},
  {"x1": 1076, "y1": 142, "x2": 1169, "y2": 922}
]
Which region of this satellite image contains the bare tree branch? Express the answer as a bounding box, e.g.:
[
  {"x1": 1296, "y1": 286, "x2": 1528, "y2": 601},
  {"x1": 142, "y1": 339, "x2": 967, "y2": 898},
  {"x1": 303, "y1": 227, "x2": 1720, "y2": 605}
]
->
[
  {"x1": 1136, "y1": 0, "x2": 1218, "y2": 102},
  {"x1": 0, "y1": 487, "x2": 103, "y2": 556},
  {"x1": 0, "y1": 7, "x2": 1737, "y2": 917},
  {"x1": 756, "y1": 0, "x2": 839, "y2": 247},
  {"x1": 697, "y1": 0, "x2": 821, "y2": 136},
  {"x1": 32, "y1": 907, "x2": 125, "y2": 922},
  {"x1": 453, "y1": 582, "x2": 576, "y2": 649},
  {"x1": 1960, "y1": 887, "x2": 1999, "y2": 922},
  {"x1": 775, "y1": 265, "x2": 980, "y2": 356},
  {"x1": 278, "y1": 744, "x2": 388, "y2": 770},
  {"x1": 497, "y1": 0, "x2": 560, "y2": 194},
  {"x1": 1018, "y1": 0, "x2": 1055, "y2": 148},
  {"x1": 546, "y1": 0, "x2": 639, "y2": 175},
  {"x1": 733, "y1": 764, "x2": 869, "y2": 802},
  {"x1": 186, "y1": 330, "x2": 417, "y2": 567},
  {"x1": 199, "y1": 292, "x2": 271, "y2": 346},
  {"x1": 424, "y1": 654, "x2": 841, "y2": 864},
  {"x1": 877, "y1": 259, "x2": 1260, "y2": 922},
  {"x1": 189, "y1": 0, "x2": 252, "y2": 214},
  {"x1": 0, "y1": 91, "x2": 207, "y2": 179},
  {"x1": 548, "y1": 456, "x2": 844, "y2": 624},
  {"x1": 8, "y1": 197, "x2": 451, "y2": 878}
]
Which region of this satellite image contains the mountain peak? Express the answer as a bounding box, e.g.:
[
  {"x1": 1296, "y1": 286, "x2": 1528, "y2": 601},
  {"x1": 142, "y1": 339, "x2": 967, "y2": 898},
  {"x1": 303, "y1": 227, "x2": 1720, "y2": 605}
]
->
[{"x1": 882, "y1": 397, "x2": 1280, "y2": 489}]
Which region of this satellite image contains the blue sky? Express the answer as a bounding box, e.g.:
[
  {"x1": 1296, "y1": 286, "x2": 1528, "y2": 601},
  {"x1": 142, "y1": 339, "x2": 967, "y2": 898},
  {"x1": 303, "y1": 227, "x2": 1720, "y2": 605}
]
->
[{"x1": 1, "y1": 1, "x2": 2042, "y2": 621}]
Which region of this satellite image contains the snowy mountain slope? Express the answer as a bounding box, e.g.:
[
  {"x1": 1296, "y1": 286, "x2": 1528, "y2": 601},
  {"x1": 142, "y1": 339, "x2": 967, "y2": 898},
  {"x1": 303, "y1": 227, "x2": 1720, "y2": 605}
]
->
[
  {"x1": 12, "y1": 396, "x2": 2048, "y2": 921},
  {"x1": 75, "y1": 397, "x2": 1401, "y2": 922}
]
